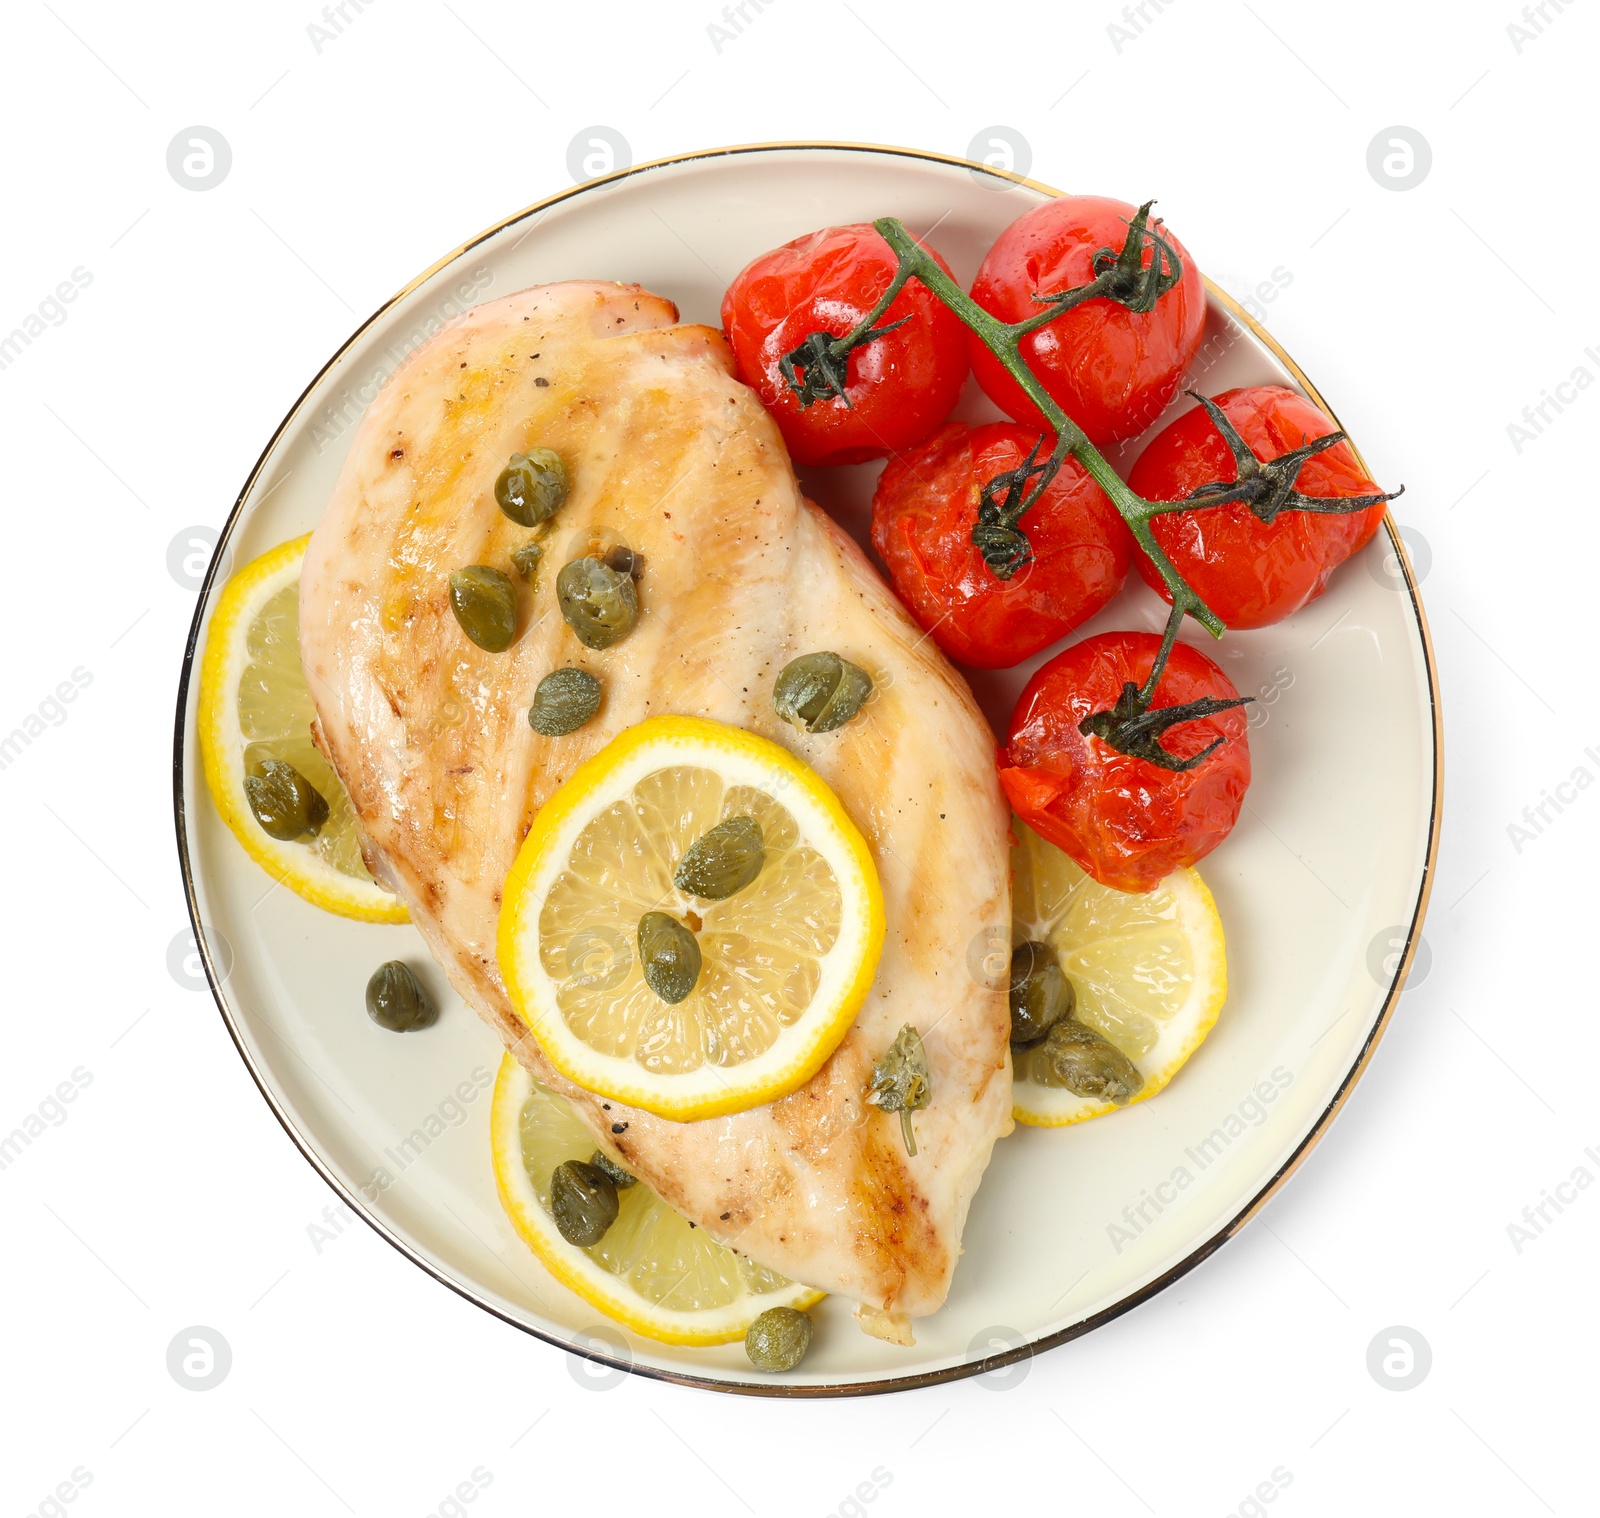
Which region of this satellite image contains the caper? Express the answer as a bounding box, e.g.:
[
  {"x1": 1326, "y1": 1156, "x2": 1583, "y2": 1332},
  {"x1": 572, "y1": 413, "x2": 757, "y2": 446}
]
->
[
  {"x1": 589, "y1": 1150, "x2": 637, "y2": 1190},
  {"x1": 364, "y1": 961, "x2": 437, "y2": 1032},
  {"x1": 244, "y1": 758, "x2": 329, "y2": 841},
  {"x1": 449, "y1": 564, "x2": 518, "y2": 652},
  {"x1": 550, "y1": 1159, "x2": 619, "y2": 1247},
  {"x1": 1037, "y1": 1018, "x2": 1144, "y2": 1106},
  {"x1": 1009, "y1": 941, "x2": 1074, "y2": 1049},
  {"x1": 638, "y1": 911, "x2": 702, "y2": 1004},
  {"x1": 673, "y1": 816, "x2": 765, "y2": 900},
  {"x1": 556, "y1": 556, "x2": 638, "y2": 650},
  {"x1": 744, "y1": 1306, "x2": 812, "y2": 1372},
  {"x1": 773, "y1": 651, "x2": 873, "y2": 733},
  {"x1": 529, "y1": 668, "x2": 602, "y2": 736},
  {"x1": 494, "y1": 448, "x2": 568, "y2": 527},
  {"x1": 510, "y1": 539, "x2": 544, "y2": 584}
]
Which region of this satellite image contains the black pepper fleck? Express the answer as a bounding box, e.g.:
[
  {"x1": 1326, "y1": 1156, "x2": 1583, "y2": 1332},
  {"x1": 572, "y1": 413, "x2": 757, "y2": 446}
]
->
[{"x1": 611, "y1": 1123, "x2": 627, "y2": 1134}]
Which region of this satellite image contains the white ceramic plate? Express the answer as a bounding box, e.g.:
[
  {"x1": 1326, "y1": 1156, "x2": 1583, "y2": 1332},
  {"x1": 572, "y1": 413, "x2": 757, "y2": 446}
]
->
[{"x1": 174, "y1": 143, "x2": 1440, "y2": 1395}]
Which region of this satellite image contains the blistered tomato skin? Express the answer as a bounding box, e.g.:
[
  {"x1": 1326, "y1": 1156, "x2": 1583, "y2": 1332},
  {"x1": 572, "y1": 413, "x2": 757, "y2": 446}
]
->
[
  {"x1": 1130, "y1": 386, "x2": 1389, "y2": 630},
  {"x1": 968, "y1": 196, "x2": 1206, "y2": 447},
  {"x1": 999, "y1": 632, "x2": 1251, "y2": 893},
  {"x1": 870, "y1": 422, "x2": 1132, "y2": 669},
  {"x1": 720, "y1": 224, "x2": 969, "y2": 466}
]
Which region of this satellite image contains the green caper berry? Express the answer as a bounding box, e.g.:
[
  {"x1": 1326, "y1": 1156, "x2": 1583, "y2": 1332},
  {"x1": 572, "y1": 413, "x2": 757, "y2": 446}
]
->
[
  {"x1": 556, "y1": 556, "x2": 639, "y2": 650},
  {"x1": 510, "y1": 539, "x2": 544, "y2": 584},
  {"x1": 244, "y1": 758, "x2": 329, "y2": 841},
  {"x1": 773, "y1": 651, "x2": 873, "y2": 733},
  {"x1": 673, "y1": 816, "x2": 765, "y2": 901},
  {"x1": 1009, "y1": 941, "x2": 1074, "y2": 1049},
  {"x1": 744, "y1": 1306, "x2": 812, "y2": 1372},
  {"x1": 529, "y1": 668, "x2": 602, "y2": 736},
  {"x1": 494, "y1": 448, "x2": 568, "y2": 527},
  {"x1": 1037, "y1": 1018, "x2": 1144, "y2": 1105},
  {"x1": 449, "y1": 565, "x2": 518, "y2": 652},
  {"x1": 637, "y1": 911, "x2": 702, "y2": 1004},
  {"x1": 588, "y1": 1150, "x2": 638, "y2": 1189},
  {"x1": 364, "y1": 961, "x2": 437, "y2": 1032},
  {"x1": 550, "y1": 1159, "x2": 619, "y2": 1247}
]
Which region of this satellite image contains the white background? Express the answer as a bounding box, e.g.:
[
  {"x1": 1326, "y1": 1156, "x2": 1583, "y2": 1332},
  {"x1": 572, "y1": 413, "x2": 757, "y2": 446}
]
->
[{"x1": 1, "y1": 0, "x2": 1594, "y2": 1513}]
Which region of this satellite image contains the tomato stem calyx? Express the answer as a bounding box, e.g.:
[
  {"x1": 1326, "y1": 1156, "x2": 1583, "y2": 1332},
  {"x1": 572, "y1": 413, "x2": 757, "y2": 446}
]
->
[
  {"x1": 972, "y1": 433, "x2": 1053, "y2": 578},
  {"x1": 1079, "y1": 680, "x2": 1252, "y2": 772},
  {"x1": 777, "y1": 315, "x2": 912, "y2": 408},
  {"x1": 1177, "y1": 391, "x2": 1404, "y2": 526},
  {"x1": 1074, "y1": 601, "x2": 1252, "y2": 771},
  {"x1": 1017, "y1": 200, "x2": 1183, "y2": 329}
]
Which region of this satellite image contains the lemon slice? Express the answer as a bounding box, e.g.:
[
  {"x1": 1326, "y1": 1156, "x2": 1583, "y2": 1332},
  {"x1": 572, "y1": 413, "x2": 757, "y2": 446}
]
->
[
  {"x1": 497, "y1": 716, "x2": 884, "y2": 1121},
  {"x1": 491, "y1": 1053, "x2": 823, "y2": 1343},
  {"x1": 199, "y1": 534, "x2": 407, "y2": 923},
  {"x1": 1010, "y1": 820, "x2": 1225, "y2": 1127}
]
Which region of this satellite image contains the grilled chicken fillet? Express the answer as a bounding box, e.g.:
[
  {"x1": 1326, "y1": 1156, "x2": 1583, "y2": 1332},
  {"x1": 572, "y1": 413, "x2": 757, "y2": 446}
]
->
[{"x1": 300, "y1": 280, "x2": 1012, "y2": 1332}]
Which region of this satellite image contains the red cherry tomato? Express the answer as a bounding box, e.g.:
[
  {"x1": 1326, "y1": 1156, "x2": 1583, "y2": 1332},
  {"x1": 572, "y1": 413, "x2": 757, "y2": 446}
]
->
[
  {"x1": 969, "y1": 196, "x2": 1206, "y2": 447},
  {"x1": 1130, "y1": 386, "x2": 1389, "y2": 630},
  {"x1": 870, "y1": 422, "x2": 1131, "y2": 669},
  {"x1": 999, "y1": 632, "x2": 1251, "y2": 893},
  {"x1": 720, "y1": 224, "x2": 969, "y2": 466}
]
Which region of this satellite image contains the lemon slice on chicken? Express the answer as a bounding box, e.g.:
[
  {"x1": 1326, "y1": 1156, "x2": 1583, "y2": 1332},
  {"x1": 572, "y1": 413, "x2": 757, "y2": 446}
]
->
[
  {"x1": 199, "y1": 534, "x2": 406, "y2": 922},
  {"x1": 491, "y1": 1054, "x2": 822, "y2": 1343},
  {"x1": 1010, "y1": 820, "x2": 1225, "y2": 1127},
  {"x1": 497, "y1": 716, "x2": 884, "y2": 1121}
]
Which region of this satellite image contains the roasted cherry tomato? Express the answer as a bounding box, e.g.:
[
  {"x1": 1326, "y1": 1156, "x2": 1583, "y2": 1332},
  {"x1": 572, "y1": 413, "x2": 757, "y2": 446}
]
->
[
  {"x1": 870, "y1": 422, "x2": 1131, "y2": 669},
  {"x1": 1130, "y1": 386, "x2": 1389, "y2": 630},
  {"x1": 999, "y1": 632, "x2": 1251, "y2": 893},
  {"x1": 968, "y1": 196, "x2": 1206, "y2": 447},
  {"x1": 721, "y1": 224, "x2": 969, "y2": 466}
]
